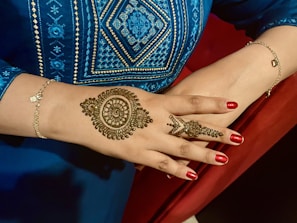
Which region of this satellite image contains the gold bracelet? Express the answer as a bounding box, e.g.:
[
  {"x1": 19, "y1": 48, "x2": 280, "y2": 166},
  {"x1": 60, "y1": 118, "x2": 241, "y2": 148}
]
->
[
  {"x1": 246, "y1": 41, "x2": 282, "y2": 97},
  {"x1": 30, "y1": 79, "x2": 55, "y2": 139}
]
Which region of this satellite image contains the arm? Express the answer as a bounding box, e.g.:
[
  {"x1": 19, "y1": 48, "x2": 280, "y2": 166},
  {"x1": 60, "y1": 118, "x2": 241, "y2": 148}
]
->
[
  {"x1": 0, "y1": 72, "x2": 244, "y2": 180},
  {"x1": 167, "y1": 25, "x2": 297, "y2": 128}
]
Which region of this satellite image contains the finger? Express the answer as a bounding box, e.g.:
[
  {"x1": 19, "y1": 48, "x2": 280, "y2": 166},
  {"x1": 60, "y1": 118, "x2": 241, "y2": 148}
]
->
[
  {"x1": 176, "y1": 159, "x2": 190, "y2": 166},
  {"x1": 139, "y1": 150, "x2": 198, "y2": 181},
  {"x1": 166, "y1": 159, "x2": 190, "y2": 179},
  {"x1": 155, "y1": 134, "x2": 230, "y2": 166},
  {"x1": 160, "y1": 94, "x2": 238, "y2": 115},
  {"x1": 165, "y1": 115, "x2": 244, "y2": 145}
]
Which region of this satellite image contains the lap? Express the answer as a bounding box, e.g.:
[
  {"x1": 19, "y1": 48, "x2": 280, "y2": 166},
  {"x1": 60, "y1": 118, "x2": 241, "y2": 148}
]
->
[{"x1": 0, "y1": 137, "x2": 135, "y2": 223}]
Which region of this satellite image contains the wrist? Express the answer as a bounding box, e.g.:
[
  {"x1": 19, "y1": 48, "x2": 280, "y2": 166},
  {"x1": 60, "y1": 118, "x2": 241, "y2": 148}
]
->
[{"x1": 41, "y1": 83, "x2": 90, "y2": 144}]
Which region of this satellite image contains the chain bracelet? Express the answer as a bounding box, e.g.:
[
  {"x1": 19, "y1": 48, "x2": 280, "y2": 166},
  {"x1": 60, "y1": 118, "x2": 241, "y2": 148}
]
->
[
  {"x1": 30, "y1": 79, "x2": 55, "y2": 139},
  {"x1": 246, "y1": 41, "x2": 282, "y2": 97}
]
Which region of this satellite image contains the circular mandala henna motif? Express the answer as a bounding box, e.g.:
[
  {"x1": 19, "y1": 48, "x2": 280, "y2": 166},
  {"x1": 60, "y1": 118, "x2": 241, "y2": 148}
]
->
[
  {"x1": 102, "y1": 97, "x2": 130, "y2": 128},
  {"x1": 80, "y1": 88, "x2": 153, "y2": 140}
]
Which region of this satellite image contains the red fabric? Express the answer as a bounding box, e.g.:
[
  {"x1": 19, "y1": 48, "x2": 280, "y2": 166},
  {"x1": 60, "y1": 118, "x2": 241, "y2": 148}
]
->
[
  {"x1": 174, "y1": 14, "x2": 249, "y2": 82},
  {"x1": 123, "y1": 15, "x2": 297, "y2": 223}
]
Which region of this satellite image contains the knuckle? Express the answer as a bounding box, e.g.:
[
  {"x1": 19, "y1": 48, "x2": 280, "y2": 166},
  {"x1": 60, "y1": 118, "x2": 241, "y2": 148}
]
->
[
  {"x1": 173, "y1": 164, "x2": 184, "y2": 177},
  {"x1": 216, "y1": 100, "x2": 228, "y2": 112},
  {"x1": 179, "y1": 143, "x2": 191, "y2": 156},
  {"x1": 204, "y1": 150, "x2": 214, "y2": 164},
  {"x1": 189, "y1": 96, "x2": 202, "y2": 108},
  {"x1": 215, "y1": 102, "x2": 224, "y2": 112},
  {"x1": 158, "y1": 159, "x2": 170, "y2": 171},
  {"x1": 218, "y1": 128, "x2": 228, "y2": 140},
  {"x1": 177, "y1": 159, "x2": 190, "y2": 166}
]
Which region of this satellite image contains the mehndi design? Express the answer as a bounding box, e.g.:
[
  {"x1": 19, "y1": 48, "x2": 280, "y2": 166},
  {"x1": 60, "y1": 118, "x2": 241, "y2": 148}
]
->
[
  {"x1": 80, "y1": 88, "x2": 153, "y2": 140},
  {"x1": 167, "y1": 115, "x2": 223, "y2": 138}
]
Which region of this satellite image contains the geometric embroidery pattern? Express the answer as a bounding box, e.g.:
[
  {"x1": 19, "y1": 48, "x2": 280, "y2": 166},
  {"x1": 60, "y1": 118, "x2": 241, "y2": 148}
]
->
[{"x1": 29, "y1": 0, "x2": 202, "y2": 92}]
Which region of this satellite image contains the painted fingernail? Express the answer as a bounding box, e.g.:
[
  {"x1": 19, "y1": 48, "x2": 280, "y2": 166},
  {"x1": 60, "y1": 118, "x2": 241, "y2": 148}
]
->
[
  {"x1": 230, "y1": 134, "x2": 244, "y2": 144},
  {"x1": 215, "y1": 154, "x2": 229, "y2": 164},
  {"x1": 227, "y1": 101, "x2": 238, "y2": 109},
  {"x1": 186, "y1": 171, "x2": 198, "y2": 180}
]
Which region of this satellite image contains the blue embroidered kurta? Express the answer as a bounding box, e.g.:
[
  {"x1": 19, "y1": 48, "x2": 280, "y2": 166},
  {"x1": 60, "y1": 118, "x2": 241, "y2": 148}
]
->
[
  {"x1": 0, "y1": 0, "x2": 296, "y2": 222},
  {"x1": 0, "y1": 0, "x2": 208, "y2": 97}
]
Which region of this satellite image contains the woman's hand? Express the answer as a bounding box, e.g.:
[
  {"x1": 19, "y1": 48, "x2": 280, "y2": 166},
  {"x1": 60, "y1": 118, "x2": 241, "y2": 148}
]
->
[
  {"x1": 52, "y1": 86, "x2": 243, "y2": 180},
  {"x1": 163, "y1": 25, "x2": 297, "y2": 173},
  {"x1": 0, "y1": 74, "x2": 243, "y2": 180},
  {"x1": 167, "y1": 26, "x2": 297, "y2": 127}
]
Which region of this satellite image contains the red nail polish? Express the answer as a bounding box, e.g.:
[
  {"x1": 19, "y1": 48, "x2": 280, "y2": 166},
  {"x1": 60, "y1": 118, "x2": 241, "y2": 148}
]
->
[
  {"x1": 215, "y1": 154, "x2": 229, "y2": 164},
  {"x1": 186, "y1": 171, "x2": 198, "y2": 180},
  {"x1": 230, "y1": 134, "x2": 244, "y2": 144},
  {"x1": 227, "y1": 101, "x2": 238, "y2": 109}
]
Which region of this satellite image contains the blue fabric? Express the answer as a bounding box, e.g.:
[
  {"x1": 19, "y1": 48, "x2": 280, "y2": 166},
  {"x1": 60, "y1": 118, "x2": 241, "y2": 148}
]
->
[
  {"x1": 0, "y1": 60, "x2": 24, "y2": 99},
  {"x1": 0, "y1": 0, "x2": 297, "y2": 222},
  {"x1": 212, "y1": 0, "x2": 297, "y2": 38},
  {"x1": 0, "y1": 138, "x2": 135, "y2": 223},
  {"x1": 0, "y1": 0, "x2": 206, "y2": 96},
  {"x1": 0, "y1": 0, "x2": 208, "y2": 222}
]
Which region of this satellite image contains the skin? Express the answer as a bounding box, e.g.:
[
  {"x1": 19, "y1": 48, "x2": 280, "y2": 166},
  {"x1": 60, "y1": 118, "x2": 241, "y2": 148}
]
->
[
  {"x1": 166, "y1": 25, "x2": 297, "y2": 165},
  {"x1": 168, "y1": 26, "x2": 297, "y2": 125},
  {"x1": 0, "y1": 74, "x2": 242, "y2": 181},
  {"x1": 0, "y1": 25, "x2": 295, "y2": 181}
]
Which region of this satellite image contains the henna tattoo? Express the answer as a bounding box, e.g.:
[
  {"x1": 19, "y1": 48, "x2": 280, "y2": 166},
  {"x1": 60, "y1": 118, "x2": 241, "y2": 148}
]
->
[
  {"x1": 167, "y1": 115, "x2": 223, "y2": 138},
  {"x1": 80, "y1": 88, "x2": 153, "y2": 140}
]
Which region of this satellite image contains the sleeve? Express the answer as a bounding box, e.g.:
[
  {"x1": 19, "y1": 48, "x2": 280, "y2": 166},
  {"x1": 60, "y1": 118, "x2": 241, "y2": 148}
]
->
[
  {"x1": 211, "y1": 0, "x2": 297, "y2": 39},
  {"x1": 0, "y1": 59, "x2": 24, "y2": 100}
]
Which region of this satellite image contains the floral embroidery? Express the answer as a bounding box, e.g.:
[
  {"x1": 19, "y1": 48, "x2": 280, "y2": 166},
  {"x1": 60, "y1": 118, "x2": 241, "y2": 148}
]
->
[
  {"x1": 0, "y1": 63, "x2": 24, "y2": 99},
  {"x1": 50, "y1": 5, "x2": 60, "y2": 14},
  {"x1": 2, "y1": 1, "x2": 297, "y2": 99},
  {"x1": 46, "y1": 0, "x2": 66, "y2": 81},
  {"x1": 48, "y1": 22, "x2": 65, "y2": 39},
  {"x1": 0, "y1": 76, "x2": 7, "y2": 90},
  {"x1": 29, "y1": 0, "x2": 204, "y2": 92},
  {"x1": 2, "y1": 71, "x2": 10, "y2": 77}
]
